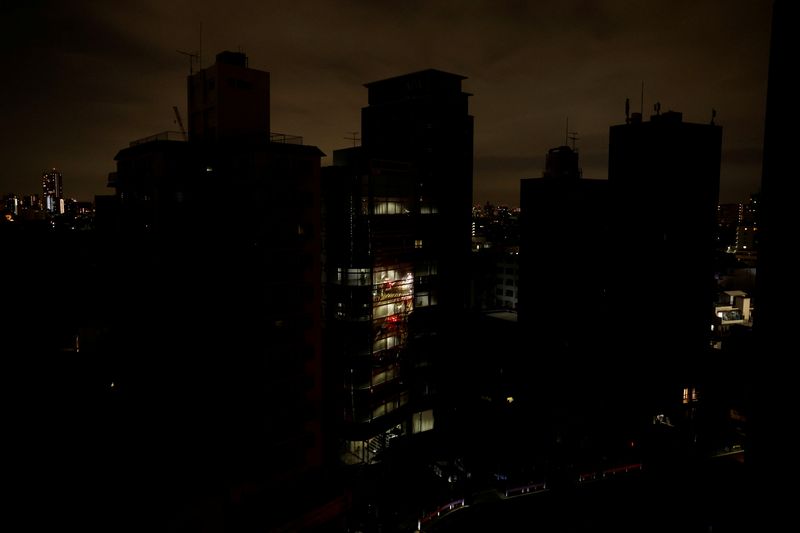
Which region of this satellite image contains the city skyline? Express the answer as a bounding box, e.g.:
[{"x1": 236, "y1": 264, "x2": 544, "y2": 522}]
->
[
  {"x1": 3, "y1": 1, "x2": 771, "y2": 205},
  {"x1": 5, "y1": 2, "x2": 775, "y2": 529}
]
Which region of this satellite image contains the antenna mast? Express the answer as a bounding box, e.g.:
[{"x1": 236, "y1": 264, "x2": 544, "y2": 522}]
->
[
  {"x1": 568, "y1": 131, "x2": 579, "y2": 151},
  {"x1": 565, "y1": 117, "x2": 569, "y2": 146},
  {"x1": 177, "y1": 49, "x2": 200, "y2": 75},
  {"x1": 345, "y1": 131, "x2": 361, "y2": 147},
  {"x1": 565, "y1": 117, "x2": 578, "y2": 150},
  {"x1": 640, "y1": 81, "x2": 644, "y2": 116}
]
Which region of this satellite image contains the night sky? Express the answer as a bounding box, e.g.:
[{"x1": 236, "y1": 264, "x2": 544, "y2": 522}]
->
[{"x1": 2, "y1": 1, "x2": 771, "y2": 205}]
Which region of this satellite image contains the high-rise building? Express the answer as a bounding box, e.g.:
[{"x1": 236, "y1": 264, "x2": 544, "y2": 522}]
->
[
  {"x1": 323, "y1": 150, "x2": 417, "y2": 463},
  {"x1": 608, "y1": 109, "x2": 722, "y2": 385},
  {"x1": 4, "y1": 193, "x2": 19, "y2": 216},
  {"x1": 519, "y1": 145, "x2": 609, "y2": 365},
  {"x1": 716, "y1": 203, "x2": 741, "y2": 252},
  {"x1": 107, "y1": 52, "x2": 345, "y2": 531},
  {"x1": 41, "y1": 168, "x2": 63, "y2": 214},
  {"x1": 323, "y1": 70, "x2": 473, "y2": 463},
  {"x1": 187, "y1": 51, "x2": 270, "y2": 143},
  {"x1": 755, "y1": 3, "x2": 792, "y2": 528},
  {"x1": 734, "y1": 193, "x2": 760, "y2": 262},
  {"x1": 362, "y1": 70, "x2": 474, "y2": 312}
]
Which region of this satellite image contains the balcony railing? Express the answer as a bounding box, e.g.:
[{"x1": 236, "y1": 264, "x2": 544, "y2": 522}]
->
[{"x1": 129, "y1": 131, "x2": 186, "y2": 146}]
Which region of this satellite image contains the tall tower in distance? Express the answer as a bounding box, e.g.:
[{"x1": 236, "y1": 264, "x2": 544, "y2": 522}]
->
[
  {"x1": 41, "y1": 168, "x2": 63, "y2": 214},
  {"x1": 608, "y1": 109, "x2": 721, "y2": 393},
  {"x1": 187, "y1": 50, "x2": 270, "y2": 143}
]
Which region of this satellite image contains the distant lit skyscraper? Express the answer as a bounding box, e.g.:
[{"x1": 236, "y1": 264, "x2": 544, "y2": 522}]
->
[
  {"x1": 41, "y1": 168, "x2": 63, "y2": 214},
  {"x1": 716, "y1": 203, "x2": 741, "y2": 252},
  {"x1": 734, "y1": 193, "x2": 759, "y2": 262},
  {"x1": 4, "y1": 193, "x2": 19, "y2": 216}
]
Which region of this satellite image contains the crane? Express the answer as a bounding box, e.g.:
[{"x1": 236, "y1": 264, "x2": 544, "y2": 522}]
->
[{"x1": 173, "y1": 106, "x2": 187, "y2": 141}]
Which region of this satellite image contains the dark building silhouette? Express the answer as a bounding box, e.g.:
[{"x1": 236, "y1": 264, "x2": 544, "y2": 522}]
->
[
  {"x1": 188, "y1": 50, "x2": 270, "y2": 143},
  {"x1": 105, "y1": 52, "x2": 345, "y2": 532},
  {"x1": 608, "y1": 109, "x2": 721, "y2": 392},
  {"x1": 755, "y1": 1, "x2": 793, "y2": 527},
  {"x1": 518, "y1": 145, "x2": 609, "y2": 393},
  {"x1": 509, "y1": 146, "x2": 615, "y2": 430},
  {"x1": 323, "y1": 70, "x2": 473, "y2": 464}
]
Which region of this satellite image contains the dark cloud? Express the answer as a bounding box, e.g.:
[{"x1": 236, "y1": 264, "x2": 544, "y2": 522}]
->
[{"x1": 1, "y1": 1, "x2": 772, "y2": 204}]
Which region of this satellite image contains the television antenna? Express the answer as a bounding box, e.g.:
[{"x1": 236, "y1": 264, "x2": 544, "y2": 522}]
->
[
  {"x1": 177, "y1": 49, "x2": 200, "y2": 75},
  {"x1": 567, "y1": 131, "x2": 580, "y2": 151},
  {"x1": 177, "y1": 22, "x2": 203, "y2": 75},
  {"x1": 345, "y1": 131, "x2": 361, "y2": 147},
  {"x1": 565, "y1": 117, "x2": 579, "y2": 150}
]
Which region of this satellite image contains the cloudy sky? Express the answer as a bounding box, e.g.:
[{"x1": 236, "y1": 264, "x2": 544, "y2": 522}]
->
[{"x1": 1, "y1": 1, "x2": 772, "y2": 205}]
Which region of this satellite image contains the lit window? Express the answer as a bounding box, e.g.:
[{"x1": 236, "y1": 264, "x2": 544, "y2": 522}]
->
[{"x1": 414, "y1": 239, "x2": 423, "y2": 249}]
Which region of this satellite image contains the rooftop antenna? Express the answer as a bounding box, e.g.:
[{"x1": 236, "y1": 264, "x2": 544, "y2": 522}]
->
[
  {"x1": 565, "y1": 117, "x2": 578, "y2": 150},
  {"x1": 640, "y1": 81, "x2": 644, "y2": 116},
  {"x1": 177, "y1": 49, "x2": 199, "y2": 74},
  {"x1": 568, "y1": 130, "x2": 580, "y2": 151},
  {"x1": 199, "y1": 22, "x2": 203, "y2": 70},
  {"x1": 625, "y1": 97, "x2": 630, "y2": 124},
  {"x1": 654, "y1": 101, "x2": 661, "y2": 115},
  {"x1": 345, "y1": 131, "x2": 361, "y2": 147},
  {"x1": 711, "y1": 108, "x2": 717, "y2": 125}
]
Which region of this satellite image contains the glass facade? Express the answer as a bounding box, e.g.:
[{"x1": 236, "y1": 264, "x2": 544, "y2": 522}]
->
[{"x1": 323, "y1": 155, "x2": 421, "y2": 463}]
